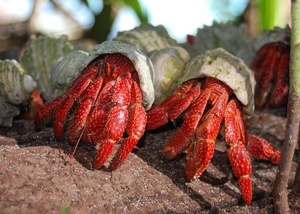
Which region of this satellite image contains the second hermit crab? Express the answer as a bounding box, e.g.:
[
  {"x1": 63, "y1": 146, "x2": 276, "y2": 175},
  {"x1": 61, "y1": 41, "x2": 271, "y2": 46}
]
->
[
  {"x1": 34, "y1": 41, "x2": 155, "y2": 170},
  {"x1": 147, "y1": 48, "x2": 281, "y2": 204}
]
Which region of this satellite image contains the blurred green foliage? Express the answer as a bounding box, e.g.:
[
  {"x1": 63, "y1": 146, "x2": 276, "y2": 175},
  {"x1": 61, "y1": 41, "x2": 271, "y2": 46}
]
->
[{"x1": 83, "y1": 0, "x2": 148, "y2": 42}]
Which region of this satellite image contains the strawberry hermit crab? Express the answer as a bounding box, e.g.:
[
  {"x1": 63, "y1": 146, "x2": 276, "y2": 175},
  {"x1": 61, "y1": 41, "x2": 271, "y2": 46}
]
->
[
  {"x1": 34, "y1": 41, "x2": 155, "y2": 170},
  {"x1": 147, "y1": 48, "x2": 281, "y2": 204},
  {"x1": 251, "y1": 41, "x2": 290, "y2": 108}
]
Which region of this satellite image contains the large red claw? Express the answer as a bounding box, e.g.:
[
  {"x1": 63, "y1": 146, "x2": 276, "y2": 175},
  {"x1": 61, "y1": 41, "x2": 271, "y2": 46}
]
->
[
  {"x1": 93, "y1": 105, "x2": 128, "y2": 169},
  {"x1": 228, "y1": 144, "x2": 252, "y2": 204},
  {"x1": 185, "y1": 139, "x2": 215, "y2": 181},
  {"x1": 109, "y1": 103, "x2": 147, "y2": 170},
  {"x1": 247, "y1": 134, "x2": 281, "y2": 164}
]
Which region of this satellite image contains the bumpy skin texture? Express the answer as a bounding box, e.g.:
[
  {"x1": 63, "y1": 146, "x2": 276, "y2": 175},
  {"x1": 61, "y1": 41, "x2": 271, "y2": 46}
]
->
[
  {"x1": 147, "y1": 77, "x2": 281, "y2": 204},
  {"x1": 35, "y1": 54, "x2": 147, "y2": 171},
  {"x1": 251, "y1": 42, "x2": 290, "y2": 108}
]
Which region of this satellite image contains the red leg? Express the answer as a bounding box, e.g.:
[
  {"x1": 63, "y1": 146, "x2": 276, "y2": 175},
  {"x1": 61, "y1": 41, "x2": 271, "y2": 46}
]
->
[
  {"x1": 147, "y1": 80, "x2": 200, "y2": 130},
  {"x1": 247, "y1": 134, "x2": 281, "y2": 164},
  {"x1": 162, "y1": 89, "x2": 210, "y2": 159},
  {"x1": 185, "y1": 89, "x2": 229, "y2": 181},
  {"x1": 93, "y1": 105, "x2": 128, "y2": 169},
  {"x1": 269, "y1": 44, "x2": 290, "y2": 107},
  {"x1": 225, "y1": 99, "x2": 252, "y2": 204},
  {"x1": 109, "y1": 103, "x2": 147, "y2": 170},
  {"x1": 67, "y1": 77, "x2": 104, "y2": 143},
  {"x1": 53, "y1": 70, "x2": 97, "y2": 141},
  {"x1": 251, "y1": 43, "x2": 280, "y2": 108}
]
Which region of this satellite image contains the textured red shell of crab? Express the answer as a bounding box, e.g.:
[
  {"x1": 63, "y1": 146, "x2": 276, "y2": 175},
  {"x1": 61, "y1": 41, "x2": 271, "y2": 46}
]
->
[
  {"x1": 147, "y1": 77, "x2": 281, "y2": 204},
  {"x1": 251, "y1": 42, "x2": 290, "y2": 108},
  {"x1": 34, "y1": 53, "x2": 147, "y2": 170}
]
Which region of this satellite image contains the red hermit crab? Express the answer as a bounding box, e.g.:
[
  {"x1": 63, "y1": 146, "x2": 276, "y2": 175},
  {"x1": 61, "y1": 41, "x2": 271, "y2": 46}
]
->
[
  {"x1": 251, "y1": 41, "x2": 290, "y2": 108},
  {"x1": 34, "y1": 41, "x2": 155, "y2": 170},
  {"x1": 147, "y1": 48, "x2": 281, "y2": 204}
]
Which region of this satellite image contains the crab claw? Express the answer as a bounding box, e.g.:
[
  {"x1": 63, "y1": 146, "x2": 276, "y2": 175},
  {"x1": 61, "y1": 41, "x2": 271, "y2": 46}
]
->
[
  {"x1": 247, "y1": 134, "x2": 281, "y2": 164},
  {"x1": 93, "y1": 105, "x2": 128, "y2": 169},
  {"x1": 109, "y1": 103, "x2": 147, "y2": 170}
]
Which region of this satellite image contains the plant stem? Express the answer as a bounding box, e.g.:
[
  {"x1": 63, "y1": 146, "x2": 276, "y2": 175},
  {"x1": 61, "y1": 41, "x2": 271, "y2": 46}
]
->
[{"x1": 273, "y1": 0, "x2": 300, "y2": 213}]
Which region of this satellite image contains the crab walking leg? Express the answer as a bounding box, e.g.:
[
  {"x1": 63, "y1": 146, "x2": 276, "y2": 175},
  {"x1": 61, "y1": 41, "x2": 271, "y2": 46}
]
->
[
  {"x1": 53, "y1": 69, "x2": 97, "y2": 141},
  {"x1": 82, "y1": 81, "x2": 115, "y2": 143},
  {"x1": 93, "y1": 72, "x2": 132, "y2": 169},
  {"x1": 185, "y1": 90, "x2": 229, "y2": 181},
  {"x1": 162, "y1": 89, "x2": 210, "y2": 159},
  {"x1": 34, "y1": 68, "x2": 96, "y2": 134},
  {"x1": 269, "y1": 44, "x2": 290, "y2": 107},
  {"x1": 67, "y1": 76, "x2": 104, "y2": 143},
  {"x1": 109, "y1": 103, "x2": 147, "y2": 170},
  {"x1": 147, "y1": 80, "x2": 200, "y2": 130},
  {"x1": 247, "y1": 135, "x2": 281, "y2": 164},
  {"x1": 93, "y1": 105, "x2": 128, "y2": 169},
  {"x1": 225, "y1": 99, "x2": 252, "y2": 204}
]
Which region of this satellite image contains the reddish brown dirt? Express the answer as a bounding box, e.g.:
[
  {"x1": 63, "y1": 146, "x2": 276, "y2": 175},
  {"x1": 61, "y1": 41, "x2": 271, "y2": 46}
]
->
[{"x1": 0, "y1": 109, "x2": 299, "y2": 213}]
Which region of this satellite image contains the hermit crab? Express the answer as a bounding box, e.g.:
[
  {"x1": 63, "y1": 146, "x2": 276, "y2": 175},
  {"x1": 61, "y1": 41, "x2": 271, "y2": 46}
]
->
[
  {"x1": 251, "y1": 41, "x2": 290, "y2": 108},
  {"x1": 147, "y1": 48, "x2": 281, "y2": 204},
  {"x1": 34, "y1": 41, "x2": 155, "y2": 170}
]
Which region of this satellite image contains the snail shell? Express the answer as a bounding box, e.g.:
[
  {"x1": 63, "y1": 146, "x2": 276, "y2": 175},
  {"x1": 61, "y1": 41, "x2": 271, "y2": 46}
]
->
[
  {"x1": 20, "y1": 35, "x2": 73, "y2": 99},
  {"x1": 0, "y1": 59, "x2": 37, "y2": 126}
]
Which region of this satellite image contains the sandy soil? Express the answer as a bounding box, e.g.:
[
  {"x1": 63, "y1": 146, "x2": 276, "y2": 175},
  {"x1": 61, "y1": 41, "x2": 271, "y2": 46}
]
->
[{"x1": 0, "y1": 109, "x2": 299, "y2": 214}]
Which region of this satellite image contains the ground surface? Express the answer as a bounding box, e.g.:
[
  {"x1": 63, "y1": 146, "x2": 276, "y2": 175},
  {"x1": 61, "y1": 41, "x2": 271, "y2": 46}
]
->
[{"x1": 0, "y1": 109, "x2": 299, "y2": 214}]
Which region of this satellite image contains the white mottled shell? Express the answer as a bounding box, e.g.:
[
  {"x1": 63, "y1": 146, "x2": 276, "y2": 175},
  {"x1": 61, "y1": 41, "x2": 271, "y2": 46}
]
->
[
  {"x1": 88, "y1": 41, "x2": 155, "y2": 110},
  {"x1": 177, "y1": 48, "x2": 255, "y2": 115},
  {"x1": 21, "y1": 35, "x2": 73, "y2": 99},
  {"x1": 48, "y1": 50, "x2": 90, "y2": 101},
  {"x1": 148, "y1": 46, "x2": 191, "y2": 104},
  {"x1": 114, "y1": 24, "x2": 178, "y2": 53},
  {"x1": 0, "y1": 59, "x2": 37, "y2": 127}
]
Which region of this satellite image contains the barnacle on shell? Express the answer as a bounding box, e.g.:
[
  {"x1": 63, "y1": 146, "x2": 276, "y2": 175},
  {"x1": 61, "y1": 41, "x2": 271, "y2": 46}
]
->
[
  {"x1": 177, "y1": 48, "x2": 255, "y2": 115},
  {"x1": 20, "y1": 34, "x2": 74, "y2": 100},
  {"x1": 0, "y1": 59, "x2": 37, "y2": 127}
]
